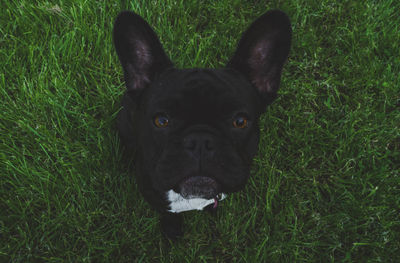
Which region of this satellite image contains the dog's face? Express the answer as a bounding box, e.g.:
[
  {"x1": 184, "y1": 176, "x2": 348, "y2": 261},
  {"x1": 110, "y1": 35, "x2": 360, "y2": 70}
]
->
[
  {"x1": 134, "y1": 68, "x2": 261, "y2": 198},
  {"x1": 113, "y1": 10, "x2": 291, "y2": 212}
]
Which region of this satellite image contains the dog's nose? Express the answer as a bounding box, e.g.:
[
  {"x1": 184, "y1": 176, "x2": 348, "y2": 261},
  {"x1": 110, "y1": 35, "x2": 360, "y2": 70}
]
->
[{"x1": 183, "y1": 133, "x2": 215, "y2": 157}]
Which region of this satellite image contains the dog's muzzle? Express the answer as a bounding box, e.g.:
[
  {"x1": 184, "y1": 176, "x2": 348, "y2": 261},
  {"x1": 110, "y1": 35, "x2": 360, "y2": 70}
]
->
[{"x1": 177, "y1": 176, "x2": 219, "y2": 199}]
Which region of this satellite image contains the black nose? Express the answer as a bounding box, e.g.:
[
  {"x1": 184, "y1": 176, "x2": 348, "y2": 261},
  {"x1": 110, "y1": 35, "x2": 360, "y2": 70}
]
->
[{"x1": 183, "y1": 133, "x2": 215, "y2": 157}]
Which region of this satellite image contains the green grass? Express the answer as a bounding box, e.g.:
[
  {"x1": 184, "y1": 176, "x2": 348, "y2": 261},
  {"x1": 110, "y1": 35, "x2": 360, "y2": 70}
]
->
[{"x1": 1, "y1": 0, "x2": 399, "y2": 261}]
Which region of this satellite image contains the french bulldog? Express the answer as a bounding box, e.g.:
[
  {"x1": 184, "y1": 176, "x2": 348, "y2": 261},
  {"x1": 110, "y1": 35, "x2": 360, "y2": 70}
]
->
[{"x1": 113, "y1": 9, "x2": 291, "y2": 239}]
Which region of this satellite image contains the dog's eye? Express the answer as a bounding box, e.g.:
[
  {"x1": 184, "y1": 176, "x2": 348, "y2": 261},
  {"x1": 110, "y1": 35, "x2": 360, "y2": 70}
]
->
[
  {"x1": 233, "y1": 115, "x2": 248, "y2": 129},
  {"x1": 154, "y1": 115, "x2": 169, "y2": 128}
]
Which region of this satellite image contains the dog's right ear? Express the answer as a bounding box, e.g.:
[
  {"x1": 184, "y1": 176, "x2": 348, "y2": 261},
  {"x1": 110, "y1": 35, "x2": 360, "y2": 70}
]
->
[
  {"x1": 113, "y1": 11, "x2": 173, "y2": 92},
  {"x1": 227, "y1": 10, "x2": 291, "y2": 106}
]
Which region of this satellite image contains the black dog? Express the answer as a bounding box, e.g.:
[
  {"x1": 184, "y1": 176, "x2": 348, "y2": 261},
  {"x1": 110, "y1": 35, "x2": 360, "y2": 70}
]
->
[{"x1": 113, "y1": 9, "x2": 291, "y2": 239}]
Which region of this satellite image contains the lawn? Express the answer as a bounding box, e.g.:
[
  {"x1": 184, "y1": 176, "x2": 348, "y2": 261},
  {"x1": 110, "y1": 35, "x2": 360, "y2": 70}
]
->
[{"x1": 1, "y1": 0, "x2": 399, "y2": 262}]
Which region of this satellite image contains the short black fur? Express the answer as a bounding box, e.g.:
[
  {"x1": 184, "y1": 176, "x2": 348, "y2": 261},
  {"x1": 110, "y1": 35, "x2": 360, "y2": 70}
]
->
[{"x1": 113, "y1": 10, "x2": 291, "y2": 239}]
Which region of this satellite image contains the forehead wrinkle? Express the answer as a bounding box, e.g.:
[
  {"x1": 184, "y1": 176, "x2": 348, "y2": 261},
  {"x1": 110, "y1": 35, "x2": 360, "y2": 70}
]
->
[{"x1": 147, "y1": 68, "x2": 254, "y2": 120}]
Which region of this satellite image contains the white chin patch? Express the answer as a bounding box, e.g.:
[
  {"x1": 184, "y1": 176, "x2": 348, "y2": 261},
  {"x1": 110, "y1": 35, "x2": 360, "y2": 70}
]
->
[{"x1": 166, "y1": 190, "x2": 227, "y2": 213}]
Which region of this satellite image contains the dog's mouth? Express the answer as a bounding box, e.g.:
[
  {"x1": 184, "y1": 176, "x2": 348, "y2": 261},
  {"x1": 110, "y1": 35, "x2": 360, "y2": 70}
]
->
[
  {"x1": 167, "y1": 176, "x2": 226, "y2": 213},
  {"x1": 175, "y1": 176, "x2": 220, "y2": 200},
  {"x1": 211, "y1": 193, "x2": 224, "y2": 209},
  {"x1": 166, "y1": 189, "x2": 226, "y2": 213}
]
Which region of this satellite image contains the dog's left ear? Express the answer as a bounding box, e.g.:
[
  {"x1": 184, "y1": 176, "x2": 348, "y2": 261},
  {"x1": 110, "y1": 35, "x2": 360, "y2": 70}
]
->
[
  {"x1": 113, "y1": 11, "x2": 173, "y2": 92},
  {"x1": 227, "y1": 10, "x2": 292, "y2": 106}
]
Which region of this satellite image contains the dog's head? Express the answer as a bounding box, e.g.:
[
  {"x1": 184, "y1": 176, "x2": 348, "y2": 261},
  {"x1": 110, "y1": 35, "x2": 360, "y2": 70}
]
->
[{"x1": 113, "y1": 10, "x2": 291, "y2": 208}]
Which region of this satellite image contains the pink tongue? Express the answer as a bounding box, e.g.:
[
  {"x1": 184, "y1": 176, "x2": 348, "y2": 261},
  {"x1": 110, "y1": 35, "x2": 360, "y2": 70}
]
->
[{"x1": 213, "y1": 198, "x2": 218, "y2": 209}]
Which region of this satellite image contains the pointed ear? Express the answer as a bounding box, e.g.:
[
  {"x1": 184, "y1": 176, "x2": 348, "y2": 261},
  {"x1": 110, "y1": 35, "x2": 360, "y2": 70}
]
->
[
  {"x1": 227, "y1": 10, "x2": 292, "y2": 105},
  {"x1": 113, "y1": 11, "x2": 173, "y2": 91}
]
